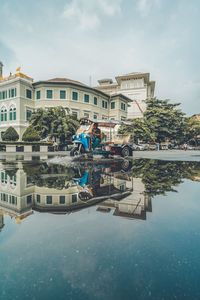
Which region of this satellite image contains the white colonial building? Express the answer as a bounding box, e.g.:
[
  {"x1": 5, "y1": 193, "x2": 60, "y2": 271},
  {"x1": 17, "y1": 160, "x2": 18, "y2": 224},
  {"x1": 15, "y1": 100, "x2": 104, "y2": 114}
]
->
[
  {"x1": 96, "y1": 72, "x2": 155, "y2": 118},
  {"x1": 0, "y1": 63, "x2": 132, "y2": 140}
]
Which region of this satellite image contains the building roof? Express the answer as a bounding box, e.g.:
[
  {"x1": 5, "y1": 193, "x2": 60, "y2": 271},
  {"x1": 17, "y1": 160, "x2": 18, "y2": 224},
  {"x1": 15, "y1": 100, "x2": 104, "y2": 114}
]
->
[
  {"x1": 0, "y1": 72, "x2": 33, "y2": 83},
  {"x1": 45, "y1": 77, "x2": 87, "y2": 86},
  {"x1": 115, "y1": 72, "x2": 150, "y2": 84},
  {"x1": 98, "y1": 78, "x2": 113, "y2": 84},
  {"x1": 111, "y1": 93, "x2": 132, "y2": 102}
]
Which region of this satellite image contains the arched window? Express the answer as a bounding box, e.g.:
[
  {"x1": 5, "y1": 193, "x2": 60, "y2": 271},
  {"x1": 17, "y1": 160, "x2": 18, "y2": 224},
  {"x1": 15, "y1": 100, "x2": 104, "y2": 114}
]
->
[
  {"x1": 1, "y1": 107, "x2": 7, "y2": 122},
  {"x1": 9, "y1": 107, "x2": 16, "y2": 121},
  {"x1": 13, "y1": 108, "x2": 16, "y2": 120},
  {"x1": 9, "y1": 107, "x2": 13, "y2": 120},
  {"x1": 4, "y1": 109, "x2": 7, "y2": 121}
]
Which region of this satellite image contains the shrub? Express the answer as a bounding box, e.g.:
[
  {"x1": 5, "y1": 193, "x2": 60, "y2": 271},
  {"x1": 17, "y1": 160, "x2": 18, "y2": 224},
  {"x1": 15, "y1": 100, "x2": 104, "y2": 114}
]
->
[
  {"x1": 2, "y1": 127, "x2": 19, "y2": 141},
  {"x1": 22, "y1": 126, "x2": 41, "y2": 142}
]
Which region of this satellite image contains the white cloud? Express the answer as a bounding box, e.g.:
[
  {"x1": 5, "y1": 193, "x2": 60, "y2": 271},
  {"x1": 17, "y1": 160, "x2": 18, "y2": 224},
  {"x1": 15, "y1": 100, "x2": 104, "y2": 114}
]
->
[
  {"x1": 137, "y1": 0, "x2": 161, "y2": 17},
  {"x1": 99, "y1": 0, "x2": 122, "y2": 16},
  {"x1": 63, "y1": 0, "x2": 122, "y2": 30}
]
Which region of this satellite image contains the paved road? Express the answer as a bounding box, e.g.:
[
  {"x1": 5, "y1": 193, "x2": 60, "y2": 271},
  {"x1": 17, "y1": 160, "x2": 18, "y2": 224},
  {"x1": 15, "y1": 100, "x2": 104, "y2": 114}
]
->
[
  {"x1": 1, "y1": 150, "x2": 200, "y2": 162},
  {"x1": 133, "y1": 150, "x2": 200, "y2": 161}
]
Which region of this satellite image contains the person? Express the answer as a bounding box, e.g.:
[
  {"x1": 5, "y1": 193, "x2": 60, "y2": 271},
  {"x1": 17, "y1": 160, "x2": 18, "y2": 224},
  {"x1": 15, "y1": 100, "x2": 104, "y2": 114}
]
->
[
  {"x1": 92, "y1": 123, "x2": 101, "y2": 150},
  {"x1": 53, "y1": 141, "x2": 58, "y2": 151},
  {"x1": 183, "y1": 143, "x2": 187, "y2": 151}
]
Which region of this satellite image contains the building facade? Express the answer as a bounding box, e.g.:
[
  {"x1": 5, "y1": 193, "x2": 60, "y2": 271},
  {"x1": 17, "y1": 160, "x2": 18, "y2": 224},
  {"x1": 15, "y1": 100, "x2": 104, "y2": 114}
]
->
[
  {"x1": 96, "y1": 72, "x2": 155, "y2": 118},
  {"x1": 0, "y1": 64, "x2": 131, "y2": 140}
]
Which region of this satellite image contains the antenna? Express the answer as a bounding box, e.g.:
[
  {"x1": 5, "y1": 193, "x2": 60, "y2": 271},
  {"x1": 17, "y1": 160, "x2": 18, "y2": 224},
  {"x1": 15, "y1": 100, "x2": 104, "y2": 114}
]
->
[{"x1": 89, "y1": 75, "x2": 92, "y2": 87}]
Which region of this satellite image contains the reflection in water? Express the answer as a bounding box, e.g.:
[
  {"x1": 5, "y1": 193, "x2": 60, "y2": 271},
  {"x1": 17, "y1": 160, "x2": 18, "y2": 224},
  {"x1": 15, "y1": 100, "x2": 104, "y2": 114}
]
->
[
  {"x1": 1, "y1": 158, "x2": 200, "y2": 300},
  {"x1": 0, "y1": 159, "x2": 200, "y2": 231},
  {"x1": 132, "y1": 159, "x2": 200, "y2": 196},
  {"x1": 0, "y1": 160, "x2": 142, "y2": 228}
]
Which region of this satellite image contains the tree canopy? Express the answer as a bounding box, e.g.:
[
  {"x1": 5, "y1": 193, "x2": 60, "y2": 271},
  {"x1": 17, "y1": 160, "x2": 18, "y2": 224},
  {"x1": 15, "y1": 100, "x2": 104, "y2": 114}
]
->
[
  {"x1": 119, "y1": 98, "x2": 186, "y2": 143},
  {"x1": 2, "y1": 127, "x2": 19, "y2": 141},
  {"x1": 29, "y1": 107, "x2": 80, "y2": 142},
  {"x1": 22, "y1": 125, "x2": 41, "y2": 142},
  {"x1": 184, "y1": 115, "x2": 200, "y2": 145}
]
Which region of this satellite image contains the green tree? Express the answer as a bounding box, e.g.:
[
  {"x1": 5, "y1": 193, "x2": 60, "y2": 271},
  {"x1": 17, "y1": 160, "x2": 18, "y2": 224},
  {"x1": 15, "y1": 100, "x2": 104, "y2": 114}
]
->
[
  {"x1": 30, "y1": 107, "x2": 79, "y2": 141},
  {"x1": 184, "y1": 116, "x2": 200, "y2": 145},
  {"x1": 2, "y1": 127, "x2": 19, "y2": 141},
  {"x1": 119, "y1": 98, "x2": 186, "y2": 143},
  {"x1": 144, "y1": 98, "x2": 186, "y2": 143},
  {"x1": 119, "y1": 118, "x2": 155, "y2": 142},
  {"x1": 22, "y1": 125, "x2": 40, "y2": 142}
]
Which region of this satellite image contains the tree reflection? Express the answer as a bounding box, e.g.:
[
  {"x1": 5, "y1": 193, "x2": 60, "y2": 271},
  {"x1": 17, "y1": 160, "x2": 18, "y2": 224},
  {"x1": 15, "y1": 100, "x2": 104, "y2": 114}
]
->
[{"x1": 132, "y1": 159, "x2": 200, "y2": 197}]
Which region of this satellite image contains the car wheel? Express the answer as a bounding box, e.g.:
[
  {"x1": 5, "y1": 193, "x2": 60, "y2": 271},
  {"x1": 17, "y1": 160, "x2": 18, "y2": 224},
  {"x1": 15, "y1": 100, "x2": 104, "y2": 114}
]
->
[
  {"x1": 70, "y1": 145, "x2": 83, "y2": 156},
  {"x1": 121, "y1": 159, "x2": 132, "y2": 171},
  {"x1": 121, "y1": 146, "x2": 132, "y2": 157}
]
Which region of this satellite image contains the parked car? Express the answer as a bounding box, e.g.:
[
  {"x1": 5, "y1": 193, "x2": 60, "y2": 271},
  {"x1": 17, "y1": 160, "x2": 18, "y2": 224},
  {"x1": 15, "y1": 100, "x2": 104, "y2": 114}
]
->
[
  {"x1": 148, "y1": 143, "x2": 157, "y2": 150},
  {"x1": 132, "y1": 143, "x2": 145, "y2": 151}
]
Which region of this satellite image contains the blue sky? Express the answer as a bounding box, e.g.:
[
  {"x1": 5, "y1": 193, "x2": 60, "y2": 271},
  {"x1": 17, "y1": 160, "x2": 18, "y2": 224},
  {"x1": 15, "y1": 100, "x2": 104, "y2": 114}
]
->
[{"x1": 0, "y1": 0, "x2": 199, "y2": 115}]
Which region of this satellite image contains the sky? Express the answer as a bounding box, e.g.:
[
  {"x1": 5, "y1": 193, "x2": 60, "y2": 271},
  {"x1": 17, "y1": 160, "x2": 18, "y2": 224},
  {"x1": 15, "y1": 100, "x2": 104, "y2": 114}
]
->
[{"x1": 0, "y1": 0, "x2": 199, "y2": 115}]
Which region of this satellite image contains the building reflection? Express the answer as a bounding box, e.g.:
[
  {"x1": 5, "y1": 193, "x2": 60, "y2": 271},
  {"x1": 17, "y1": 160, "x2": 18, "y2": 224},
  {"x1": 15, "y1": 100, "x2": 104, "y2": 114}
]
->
[
  {"x1": 97, "y1": 177, "x2": 152, "y2": 220},
  {"x1": 0, "y1": 160, "x2": 151, "y2": 230},
  {"x1": 0, "y1": 210, "x2": 4, "y2": 231}
]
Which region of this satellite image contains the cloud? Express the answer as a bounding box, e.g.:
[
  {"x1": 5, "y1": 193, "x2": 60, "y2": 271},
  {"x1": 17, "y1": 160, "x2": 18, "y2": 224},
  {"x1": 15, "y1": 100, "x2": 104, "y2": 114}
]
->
[
  {"x1": 63, "y1": 0, "x2": 122, "y2": 30},
  {"x1": 137, "y1": 0, "x2": 161, "y2": 16}
]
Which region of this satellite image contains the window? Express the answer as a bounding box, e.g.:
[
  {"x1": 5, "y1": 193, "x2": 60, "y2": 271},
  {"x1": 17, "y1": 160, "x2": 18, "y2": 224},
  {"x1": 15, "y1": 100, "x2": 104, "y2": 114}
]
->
[
  {"x1": 26, "y1": 109, "x2": 32, "y2": 121},
  {"x1": 84, "y1": 94, "x2": 89, "y2": 103},
  {"x1": 9, "y1": 107, "x2": 16, "y2": 121},
  {"x1": 10, "y1": 175, "x2": 16, "y2": 186},
  {"x1": 36, "y1": 90, "x2": 41, "y2": 100},
  {"x1": 9, "y1": 108, "x2": 13, "y2": 121},
  {"x1": 94, "y1": 97, "x2": 97, "y2": 105},
  {"x1": 102, "y1": 100, "x2": 108, "y2": 109},
  {"x1": 36, "y1": 194, "x2": 41, "y2": 203},
  {"x1": 1, "y1": 172, "x2": 5, "y2": 183},
  {"x1": 27, "y1": 195, "x2": 32, "y2": 204},
  {"x1": 93, "y1": 114, "x2": 98, "y2": 120},
  {"x1": 46, "y1": 90, "x2": 53, "y2": 99},
  {"x1": 120, "y1": 184, "x2": 126, "y2": 192},
  {"x1": 111, "y1": 102, "x2": 115, "y2": 109},
  {"x1": 84, "y1": 112, "x2": 90, "y2": 119},
  {"x1": 72, "y1": 111, "x2": 78, "y2": 118},
  {"x1": 121, "y1": 102, "x2": 126, "y2": 111},
  {"x1": 59, "y1": 196, "x2": 65, "y2": 204},
  {"x1": 26, "y1": 89, "x2": 32, "y2": 99},
  {"x1": 72, "y1": 194, "x2": 78, "y2": 203},
  {"x1": 13, "y1": 108, "x2": 16, "y2": 120},
  {"x1": 9, "y1": 88, "x2": 16, "y2": 98},
  {"x1": 1, "y1": 91, "x2": 7, "y2": 100},
  {"x1": 72, "y1": 91, "x2": 78, "y2": 101},
  {"x1": 46, "y1": 196, "x2": 52, "y2": 204},
  {"x1": 60, "y1": 90, "x2": 66, "y2": 99},
  {"x1": 1, "y1": 108, "x2": 7, "y2": 121},
  {"x1": 11, "y1": 196, "x2": 17, "y2": 205}
]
